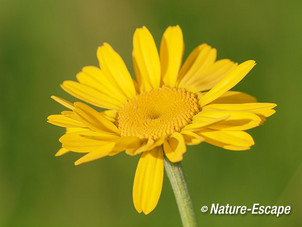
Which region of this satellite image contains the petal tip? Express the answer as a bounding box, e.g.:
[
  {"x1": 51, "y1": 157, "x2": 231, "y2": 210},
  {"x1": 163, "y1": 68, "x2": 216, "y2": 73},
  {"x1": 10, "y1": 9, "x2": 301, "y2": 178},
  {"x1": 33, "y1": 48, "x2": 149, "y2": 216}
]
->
[
  {"x1": 74, "y1": 160, "x2": 82, "y2": 166},
  {"x1": 143, "y1": 209, "x2": 152, "y2": 215},
  {"x1": 60, "y1": 82, "x2": 68, "y2": 89},
  {"x1": 134, "y1": 206, "x2": 142, "y2": 214},
  {"x1": 55, "y1": 152, "x2": 62, "y2": 157},
  {"x1": 245, "y1": 60, "x2": 256, "y2": 67}
]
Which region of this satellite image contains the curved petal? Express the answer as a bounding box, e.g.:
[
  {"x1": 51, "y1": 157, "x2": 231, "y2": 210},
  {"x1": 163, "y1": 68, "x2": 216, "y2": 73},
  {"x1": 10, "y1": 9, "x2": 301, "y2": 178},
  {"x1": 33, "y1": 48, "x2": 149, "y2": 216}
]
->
[
  {"x1": 199, "y1": 60, "x2": 256, "y2": 107},
  {"x1": 97, "y1": 43, "x2": 136, "y2": 99},
  {"x1": 199, "y1": 130, "x2": 254, "y2": 149},
  {"x1": 163, "y1": 132, "x2": 186, "y2": 163},
  {"x1": 160, "y1": 25, "x2": 184, "y2": 87},
  {"x1": 177, "y1": 44, "x2": 217, "y2": 89},
  {"x1": 133, "y1": 147, "x2": 164, "y2": 214},
  {"x1": 133, "y1": 26, "x2": 161, "y2": 92}
]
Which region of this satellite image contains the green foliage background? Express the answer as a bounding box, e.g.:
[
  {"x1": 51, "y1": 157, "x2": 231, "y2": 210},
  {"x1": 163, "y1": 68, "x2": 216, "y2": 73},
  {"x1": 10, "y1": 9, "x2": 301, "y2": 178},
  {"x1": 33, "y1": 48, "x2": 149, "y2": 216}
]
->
[{"x1": 1, "y1": 0, "x2": 301, "y2": 226}]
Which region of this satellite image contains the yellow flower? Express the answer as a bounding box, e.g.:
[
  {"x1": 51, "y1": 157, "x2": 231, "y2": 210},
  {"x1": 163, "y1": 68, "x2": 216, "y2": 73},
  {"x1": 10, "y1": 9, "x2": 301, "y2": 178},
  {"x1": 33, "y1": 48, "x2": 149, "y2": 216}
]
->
[{"x1": 48, "y1": 25, "x2": 276, "y2": 215}]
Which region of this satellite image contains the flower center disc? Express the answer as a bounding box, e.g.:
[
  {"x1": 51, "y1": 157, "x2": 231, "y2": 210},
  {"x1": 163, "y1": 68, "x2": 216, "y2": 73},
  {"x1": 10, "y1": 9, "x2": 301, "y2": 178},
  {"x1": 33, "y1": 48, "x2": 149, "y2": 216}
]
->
[{"x1": 117, "y1": 86, "x2": 199, "y2": 139}]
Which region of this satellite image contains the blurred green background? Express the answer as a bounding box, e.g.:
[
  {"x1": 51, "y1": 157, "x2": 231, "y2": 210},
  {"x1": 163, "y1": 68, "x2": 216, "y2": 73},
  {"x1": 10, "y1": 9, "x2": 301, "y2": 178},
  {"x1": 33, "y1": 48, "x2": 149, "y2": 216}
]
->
[{"x1": 1, "y1": 0, "x2": 301, "y2": 226}]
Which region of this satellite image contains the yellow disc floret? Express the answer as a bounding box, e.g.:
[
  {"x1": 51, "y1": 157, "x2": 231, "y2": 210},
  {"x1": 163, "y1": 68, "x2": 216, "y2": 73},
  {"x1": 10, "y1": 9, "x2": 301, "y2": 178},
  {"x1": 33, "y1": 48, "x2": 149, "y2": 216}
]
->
[{"x1": 117, "y1": 86, "x2": 199, "y2": 139}]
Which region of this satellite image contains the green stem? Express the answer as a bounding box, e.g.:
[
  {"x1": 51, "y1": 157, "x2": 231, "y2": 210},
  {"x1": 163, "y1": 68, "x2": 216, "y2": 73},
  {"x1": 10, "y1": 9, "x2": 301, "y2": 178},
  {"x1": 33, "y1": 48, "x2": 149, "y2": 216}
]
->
[{"x1": 164, "y1": 155, "x2": 198, "y2": 227}]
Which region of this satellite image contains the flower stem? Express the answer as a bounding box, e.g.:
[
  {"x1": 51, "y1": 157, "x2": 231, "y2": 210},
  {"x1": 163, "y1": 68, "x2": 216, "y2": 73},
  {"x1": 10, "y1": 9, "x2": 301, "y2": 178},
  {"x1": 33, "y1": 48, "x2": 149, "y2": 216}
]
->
[{"x1": 164, "y1": 155, "x2": 198, "y2": 227}]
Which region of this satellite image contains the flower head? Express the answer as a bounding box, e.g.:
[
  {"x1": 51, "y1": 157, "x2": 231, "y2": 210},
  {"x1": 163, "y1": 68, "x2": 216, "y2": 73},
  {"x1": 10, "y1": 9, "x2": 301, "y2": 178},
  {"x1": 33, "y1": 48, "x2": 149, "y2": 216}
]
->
[{"x1": 48, "y1": 25, "x2": 276, "y2": 214}]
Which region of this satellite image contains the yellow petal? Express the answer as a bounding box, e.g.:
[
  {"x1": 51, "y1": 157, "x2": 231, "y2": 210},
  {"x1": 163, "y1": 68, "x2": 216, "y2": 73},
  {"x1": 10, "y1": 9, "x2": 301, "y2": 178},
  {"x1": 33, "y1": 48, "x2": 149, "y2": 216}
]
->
[
  {"x1": 61, "y1": 111, "x2": 81, "y2": 121},
  {"x1": 47, "y1": 114, "x2": 85, "y2": 128},
  {"x1": 211, "y1": 91, "x2": 257, "y2": 104},
  {"x1": 223, "y1": 145, "x2": 251, "y2": 151},
  {"x1": 55, "y1": 147, "x2": 69, "y2": 156},
  {"x1": 101, "y1": 110, "x2": 117, "y2": 122},
  {"x1": 126, "y1": 138, "x2": 165, "y2": 156},
  {"x1": 66, "y1": 127, "x2": 89, "y2": 134},
  {"x1": 199, "y1": 60, "x2": 256, "y2": 106},
  {"x1": 70, "y1": 130, "x2": 120, "y2": 140},
  {"x1": 51, "y1": 96, "x2": 74, "y2": 110},
  {"x1": 61, "y1": 81, "x2": 123, "y2": 110},
  {"x1": 133, "y1": 147, "x2": 164, "y2": 214},
  {"x1": 74, "y1": 142, "x2": 116, "y2": 165},
  {"x1": 185, "y1": 59, "x2": 238, "y2": 92},
  {"x1": 177, "y1": 44, "x2": 217, "y2": 88},
  {"x1": 163, "y1": 132, "x2": 186, "y2": 163},
  {"x1": 182, "y1": 114, "x2": 229, "y2": 131},
  {"x1": 200, "y1": 110, "x2": 262, "y2": 131},
  {"x1": 181, "y1": 130, "x2": 205, "y2": 145},
  {"x1": 204, "y1": 103, "x2": 277, "y2": 117},
  {"x1": 113, "y1": 136, "x2": 141, "y2": 152},
  {"x1": 60, "y1": 132, "x2": 116, "y2": 153},
  {"x1": 199, "y1": 130, "x2": 254, "y2": 148},
  {"x1": 133, "y1": 26, "x2": 161, "y2": 92},
  {"x1": 160, "y1": 25, "x2": 184, "y2": 87},
  {"x1": 97, "y1": 43, "x2": 136, "y2": 99},
  {"x1": 77, "y1": 67, "x2": 127, "y2": 105},
  {"x1": 73, "y1": 102, "x2": 120, "y2": 134}
]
